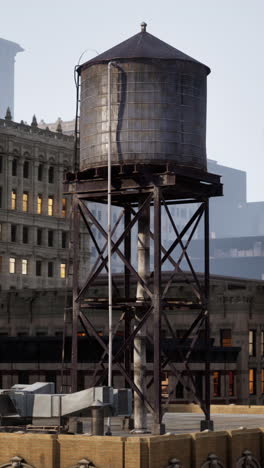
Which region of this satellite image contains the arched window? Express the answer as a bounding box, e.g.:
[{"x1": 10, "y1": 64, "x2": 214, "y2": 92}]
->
[
  {"x1": 12, "y1": 159, "x2": 17, "y2": 177},
  {"x1": 38, "y1": 164, "x2": 43, "y2": 181},
  {"x1": 48, "y1": 166, "x2": 54, "y2": 183},
  {"x1": 23, "y1": 161, "x2": 29, "y2": 178}
]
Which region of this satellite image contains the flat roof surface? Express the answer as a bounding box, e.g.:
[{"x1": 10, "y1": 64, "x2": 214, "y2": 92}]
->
[{"x1": 82, "y1": 412, "x2": 264, "y2": 436}]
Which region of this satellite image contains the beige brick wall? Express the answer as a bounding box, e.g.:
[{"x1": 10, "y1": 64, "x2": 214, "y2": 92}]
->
[
  {"x1": 125, "y1": 437, "x2": 149, "y2": 468},
  {"x1": 192, "y1": 431, "x2": 229, "y2": 468},
  {"x1": 58, "y1": 435, "x2": 125, "y2": 468},
  {"x1": 0, "y1": 429, "x2": 262, "y2": 467},
  {"x1": 148, "y1": 434, "x2": 192, "y2": 468},
  {"x1": 0, "y1": 433, "x2": 58, "y2": 468},
  {"x1": 228, "y1": 428, "x2": 262, "y2": 467}
]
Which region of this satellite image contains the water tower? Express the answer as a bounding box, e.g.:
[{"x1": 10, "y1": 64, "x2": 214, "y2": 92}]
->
[{"x1": 64, "y1": 23, "x2": 222, "y2": 434}]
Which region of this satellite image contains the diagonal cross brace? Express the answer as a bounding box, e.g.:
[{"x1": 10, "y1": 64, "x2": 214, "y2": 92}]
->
[
  {"x1": 162, "y1": 206, "x2": 205, "y2": 301},
  {"x1": 79, "y1": 310, "x2": 154, "y2": 414},
  {"x1": 76, "y1": 195, "x2": 153, "y2": 302},
  {"x1": 161, "y1": 204, "x2": 205, "y2": 266},
  {"x1": 129, "y1": 205, "x2": 202, "y2": 301},
  {"x1": 79, "y1": 206, "x2": 123, "y2": 297},
  {"x1": 162, "y1": 196, "x2": 205, "y2": 299}
]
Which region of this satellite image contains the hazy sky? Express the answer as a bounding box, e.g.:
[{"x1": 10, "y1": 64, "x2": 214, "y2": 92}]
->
[{"x1": 2, "y1": 0, "x2": 264, "y2": 202}]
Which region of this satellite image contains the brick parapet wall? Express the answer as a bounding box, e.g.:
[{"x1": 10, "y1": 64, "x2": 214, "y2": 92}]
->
[{"x1": 0, "y1": 428, "x2": 263, "y2": 467}]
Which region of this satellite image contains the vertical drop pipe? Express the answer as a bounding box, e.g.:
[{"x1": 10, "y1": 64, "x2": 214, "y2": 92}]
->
[
  {"x1": 133, "y1": 199, "x2": 150, "y2": 432},
  {"x1": 106, "y1": 61, "x2": 116, "y2": 435},
  {"x1": 71, "y1": 195, "x2": 80, "y2": 393}
]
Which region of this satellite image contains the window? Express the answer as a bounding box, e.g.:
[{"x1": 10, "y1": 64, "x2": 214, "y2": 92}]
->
[
  {"x1": 61, "y1": 231, "x2": 67, "y2": 249},
  {"x1": 22, "y1": 192, "x2": 29, "y2": 212},
  {"x1": 11, "y1": 224, "x2": 16, "y2": 242},
  {"x1": 228, "y1": 371, "x2": 235, "y2": 397},
  {"x1": 176, "y1": 329, "x2": 187, "y2": 339},
  {"x1": 195, "y1": 374, "x2": 203, "y2": 398},
  {"x1": 161, "y1": 372, "x2": 168, "y2": 398},
  {"x1": 60, "y1": 263, "x2": 66, "y2": 278},
  {"x1": 22, "y1": 259, "x2": 28, "y2": 275},
  {"x1": 36, "y1": 330, "x2": 47, "y2": 336},
  {"x1": 22, "y1": 226, "x2": 28, "y2": 244},
  {"x1": 175, "y1": 381, "x2": 184, "y2": 399},
  {"x1": 48, "y1": 196, "x2": 54, "y2": 216},
  {"x1": 9, "y1": 257, "x2": 16, "y2": 274},
  {"x1": 12, "y1": 159, "x2": 17, "y2": 176},
  {"x1": 61, "y1": 198, "x2": 67, "y2": 217},
  {"x1": 48, "y1": 262, "x2": 53, "y2": 277},
  {"x1": 220, "y1": 329, "x2": 232, "y2": 347},
  {"x1": 249, "y1": 368, "x2": 256, "y2": 395},
  {"x1": 38, "y1": 164, "x2": 43, "y2": 181},
  {"x1": 36, "y1": 260, "x2": 42, "y2": 276},
  {"x1": 262, "y1": 370, "x2": 264, "y2": 394},
  {"x1": 45, "y1": 371, "x2": 57, "y2": 391},
  {"x1": 11, "y1": 190, "x2": 16, "y2": 210},
  {"x1": 181, "y1": 208, "x2": 187, "y2": 218},
  {"x1": 23, "y1": 160, "x2": 29, "y2": 178},
  {"x1": 0, "y1": 187, "x2": 2, "y2": 208},
  {"x1": 18, "y1": 371, "x2": 29, "y2": 385},
  {"x1": 48, "y1": 166, "x2": 54, "y2": 183},
  {"x1": 249, "y1": 330, "x2": 256, "y2": 357},
  {"x1": 48, "y1": 230, "x2": 53, "y2": 247},
  {"x1": 37, "y1": 194, "x2": 42, "y2": 214},
  {"x1": 213, "y1": 371, "x2": 221, "y2": 397},
  {"x1": 198, "y1": 329, "x2": 206, "y2": 343},
  {"x1": 37, "y1": 229, "x2": 42, "y2": 245},
  {"x1": 77, "y1": 371, "x2": 85, "y2": 392},
  {"x1": 261, "y1": 331, "x2": 264, "y2": 356}
]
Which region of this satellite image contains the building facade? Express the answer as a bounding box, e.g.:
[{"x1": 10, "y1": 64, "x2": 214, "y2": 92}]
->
[
  {"x1": 0, "y1": 274, "x2": 263, "y2": 406},
  {"x1": 0, "y1": 116, "x2": 89, "y2": 290}
]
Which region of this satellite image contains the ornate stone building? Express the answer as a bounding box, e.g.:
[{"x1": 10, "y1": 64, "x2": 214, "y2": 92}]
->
[{"x1": 0, "y1": 115, "x2": 89, "y2": 291}]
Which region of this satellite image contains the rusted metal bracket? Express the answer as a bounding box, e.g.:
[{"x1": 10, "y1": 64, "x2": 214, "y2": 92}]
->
[
  {"x1": 0, "y1": 456, "x2": 34, "y2": 468},
  {"x1": 236, "y1": 450, "x2": 261, "y2": 468},
  {"x1": 72, "y1": 459, "x2": 95, "y2": 468},
  {"x1": 166, "y1": 458, "x2": 183, "y2": 468},
  {"x1": 201, "y1": 453, "x2": 224, "y2": 468}
]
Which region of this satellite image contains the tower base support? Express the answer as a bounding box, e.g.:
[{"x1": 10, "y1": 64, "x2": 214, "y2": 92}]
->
[
  {"x1": 200, "y1": 419, "x2": 214, "y2": 431},
  {"x1": 152, "y1": 422, "x2": 166, "y2": 435}
]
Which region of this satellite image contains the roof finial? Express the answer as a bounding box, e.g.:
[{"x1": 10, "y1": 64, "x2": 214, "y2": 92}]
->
[
  {"x1": 5, "y1": 107, "x2": 12, "y2": 121},
  {"x1": 56, "y1": 119, "x2": 62, "y2": 133},
  {"x1": 31, "y1": 114, "x2": 38, "y2": 127},
  {"x1": 141, "y1": 22, "x2": 147, "y2": 32}
]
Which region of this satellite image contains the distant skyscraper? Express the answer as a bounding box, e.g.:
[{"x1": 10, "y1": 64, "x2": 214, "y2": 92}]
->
[{"x1": 0, "y1": 38, "x2": 23, "y2": 119}]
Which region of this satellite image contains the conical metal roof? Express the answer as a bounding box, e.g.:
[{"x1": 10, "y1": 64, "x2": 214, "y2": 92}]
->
[{"x1": 80, "y1": 23, "x2": 210, "y2": 74}]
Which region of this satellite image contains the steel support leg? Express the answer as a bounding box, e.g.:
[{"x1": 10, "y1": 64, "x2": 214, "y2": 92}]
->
[
  {"x1": 200, "y1": 199, "x2": 214, "y2": 431},
  {"x1": 71, "y1": 195, "x2": 80, "y2": 393},
  {"x1": 124, "y1": 206, "x2": 132, "y2": 383},
  {"x1": 134, "y1": 198, "x2": 150, "y2": 433},
  {"x1": 152, "y1": 187, "x2": 165, "y2": 435}
]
